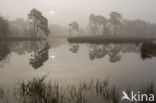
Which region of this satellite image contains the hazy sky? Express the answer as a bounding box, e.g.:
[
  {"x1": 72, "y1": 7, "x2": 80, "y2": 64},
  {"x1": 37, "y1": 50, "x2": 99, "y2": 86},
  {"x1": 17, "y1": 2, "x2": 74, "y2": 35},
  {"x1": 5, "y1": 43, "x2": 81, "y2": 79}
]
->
[{"x1": 0, "y1": 0, "x2": 156, "y2": 27}]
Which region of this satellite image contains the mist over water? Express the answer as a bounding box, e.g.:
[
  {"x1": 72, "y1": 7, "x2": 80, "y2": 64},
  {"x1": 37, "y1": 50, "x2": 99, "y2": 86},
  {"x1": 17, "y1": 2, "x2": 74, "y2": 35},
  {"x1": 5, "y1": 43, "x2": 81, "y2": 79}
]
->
[
  {"x1": 0, "y1": 0, "x2": 156, "y2": 103},
  {"x1": 0, "y1": 40, "x2": 156, "y2": 89}
]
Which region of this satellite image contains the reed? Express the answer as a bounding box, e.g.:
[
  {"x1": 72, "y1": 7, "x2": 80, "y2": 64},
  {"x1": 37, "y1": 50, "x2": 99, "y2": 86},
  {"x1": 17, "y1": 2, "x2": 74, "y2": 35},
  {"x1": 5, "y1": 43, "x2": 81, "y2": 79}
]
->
[{"x1": 0, "y1": 76, "x2": 155, "y2": 103}]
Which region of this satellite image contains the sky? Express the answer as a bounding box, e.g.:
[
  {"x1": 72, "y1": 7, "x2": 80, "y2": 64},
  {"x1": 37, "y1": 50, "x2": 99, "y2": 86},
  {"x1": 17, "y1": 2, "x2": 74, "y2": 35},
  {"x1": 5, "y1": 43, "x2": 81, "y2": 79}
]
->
[{"x1": 0, "y1": 0, "x2": 156, "y2": 28}]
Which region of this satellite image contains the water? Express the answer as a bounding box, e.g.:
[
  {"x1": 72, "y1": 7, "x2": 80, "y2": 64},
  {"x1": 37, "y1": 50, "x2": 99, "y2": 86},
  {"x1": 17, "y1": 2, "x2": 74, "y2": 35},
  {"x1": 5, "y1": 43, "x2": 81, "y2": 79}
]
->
[{"x1": 0, "y1": 38, "x2": 156, "y2": 89}]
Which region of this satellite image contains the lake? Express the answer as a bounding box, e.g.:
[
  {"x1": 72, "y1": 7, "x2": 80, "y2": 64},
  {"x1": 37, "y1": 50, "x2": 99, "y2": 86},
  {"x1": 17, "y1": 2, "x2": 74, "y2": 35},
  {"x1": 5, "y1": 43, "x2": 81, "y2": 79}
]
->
[{"x1": 0, "y1": 38, "x2": 156, "y2": 89}]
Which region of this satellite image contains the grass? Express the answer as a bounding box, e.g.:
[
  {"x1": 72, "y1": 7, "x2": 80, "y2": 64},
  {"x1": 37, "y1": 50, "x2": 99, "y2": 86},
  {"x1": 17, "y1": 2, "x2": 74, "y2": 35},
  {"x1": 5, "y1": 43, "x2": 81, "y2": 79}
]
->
[
  {"x1": 17, "y1": 75, "x2": 65, "y2": 103},
  {"x1": 0, "y1": 76, "x2": 156, "y2": 103}
]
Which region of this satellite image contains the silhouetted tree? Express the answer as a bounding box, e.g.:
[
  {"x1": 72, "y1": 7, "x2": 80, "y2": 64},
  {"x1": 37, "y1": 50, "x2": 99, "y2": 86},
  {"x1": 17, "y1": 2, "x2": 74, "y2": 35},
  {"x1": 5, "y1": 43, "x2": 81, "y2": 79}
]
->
[
  {"x1": 0, "y1": 17, "x2": 9, "y2": 38},
  {"x1": 89, "y1": 14, "x2": 109, "y2": 35},
  {"x1": 28, "y1": 8, "x2": 50, "y2": 38},
  {"x1": 69, "y1": 22, "x2": 79, "y2": 37},
  {"x1": 89, "y1": 14, "x2": 98, "y2": 35},
  {"x1": 109, "y1": 11, "x2": 122, "y2": 35},
  {"x1": 96, "y1": 15, "x2": 108, "y2": 35}
]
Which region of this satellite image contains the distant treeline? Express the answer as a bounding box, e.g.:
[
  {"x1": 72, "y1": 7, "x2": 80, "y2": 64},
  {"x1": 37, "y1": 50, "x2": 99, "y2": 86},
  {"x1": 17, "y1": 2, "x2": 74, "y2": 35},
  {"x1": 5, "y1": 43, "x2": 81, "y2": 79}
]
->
[
  {"x1": 50, "y1": 11, "x2": 156, "y2": 38},
  {"x1": 0, "y1": 17, "x2": 9, "y2": 38},
  {"x1": 0, "y1": 17, "x2": 48, "y2": 38},
  {"x1": 9, "y1": 18, "x2": 47, "y2": 38},
  {"x1": 1, "y1": 11, "x2": 156, "y2": 38},
  {"x1": 0, "y1": 16, "x2": 71, "y2": 38},
  {"x1": 88, "y1": 12, "x2": 156, "y2": 37}
]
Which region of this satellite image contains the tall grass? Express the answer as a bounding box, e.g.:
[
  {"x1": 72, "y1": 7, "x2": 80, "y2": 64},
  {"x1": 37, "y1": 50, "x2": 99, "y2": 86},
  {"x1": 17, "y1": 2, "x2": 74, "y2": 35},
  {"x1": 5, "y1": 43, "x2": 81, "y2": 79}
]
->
[
  {"x1": 17, "y1": 75, "x2": 65, "y2": 103},
  {"x1": 0, "y1": 76, "x2": 155, "y2": 103}
]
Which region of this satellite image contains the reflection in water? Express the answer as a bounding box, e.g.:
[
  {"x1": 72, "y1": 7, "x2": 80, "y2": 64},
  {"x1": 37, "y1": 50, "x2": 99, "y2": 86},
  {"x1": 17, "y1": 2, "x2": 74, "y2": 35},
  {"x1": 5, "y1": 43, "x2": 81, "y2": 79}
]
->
[
  {"x1": 88, "y1": 44, "x2": 122, "y2": 62},
  {"x1": 0, "y1": 40, "x2": 51, "y2": 69},
  {"x1": 0, "y1": 39, "x2": 156, "y2": 69},
  {"x1": 0, "y1": 38, "x2": 156, "y2": 90},
  {"x1": 88, "y1": 44, "x2": 108, "y2": 60},
  {"x1": 29, "y1": 42, "x2": 51, "y2": 69},
  {"x1": 0, "y1": 42, "x2": 10, "y2": 67},
  {"x1": 108, "y1": 45, "x2": 121, "y2": 63},
  {"x1": 0, "y1": 42, "x2": 10, "y2": 61},
  {"x1": 69, "y1": 43, "x2": 79, "y2": 53},
  {"x1": 141, "y1": 42, "x2": 156, "y2": 59},
  {"x1": 68, "y1": 42, "x2": 156, "y2": 62}
]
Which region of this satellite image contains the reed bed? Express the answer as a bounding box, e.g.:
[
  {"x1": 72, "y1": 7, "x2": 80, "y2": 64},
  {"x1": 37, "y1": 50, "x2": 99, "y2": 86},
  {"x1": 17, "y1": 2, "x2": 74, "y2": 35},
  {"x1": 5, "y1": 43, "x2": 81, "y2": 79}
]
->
[{"x1": 0, "y1": 76, "x2": 155, "y2": 103}]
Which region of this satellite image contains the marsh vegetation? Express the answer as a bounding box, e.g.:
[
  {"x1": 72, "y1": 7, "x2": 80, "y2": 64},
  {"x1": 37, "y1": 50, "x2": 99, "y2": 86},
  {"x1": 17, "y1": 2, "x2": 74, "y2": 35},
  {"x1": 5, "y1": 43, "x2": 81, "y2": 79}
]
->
[{"x1": 0, "y1": 76, "x2": 155, "y2": 103}]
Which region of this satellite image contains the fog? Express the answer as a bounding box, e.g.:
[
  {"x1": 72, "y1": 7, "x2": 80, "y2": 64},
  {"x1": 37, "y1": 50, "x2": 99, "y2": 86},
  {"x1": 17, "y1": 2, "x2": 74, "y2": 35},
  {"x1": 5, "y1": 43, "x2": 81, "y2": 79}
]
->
[
  {"x1": 0, "y1": 0, "x2": 156, "y2": 27},
  {"x1": 1, "y1": 1, "x2": 156, "y2": 103}
]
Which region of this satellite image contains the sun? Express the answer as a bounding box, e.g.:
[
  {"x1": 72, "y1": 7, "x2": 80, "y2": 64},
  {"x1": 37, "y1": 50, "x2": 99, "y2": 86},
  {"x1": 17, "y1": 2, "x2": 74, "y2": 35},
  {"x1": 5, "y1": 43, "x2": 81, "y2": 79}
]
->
[
  {"x1": 50, "y1": 10, "x2": 54, "y2": 14},
  {"x1": 51, "y1": 55, "x2": 55, "y2": 59}
]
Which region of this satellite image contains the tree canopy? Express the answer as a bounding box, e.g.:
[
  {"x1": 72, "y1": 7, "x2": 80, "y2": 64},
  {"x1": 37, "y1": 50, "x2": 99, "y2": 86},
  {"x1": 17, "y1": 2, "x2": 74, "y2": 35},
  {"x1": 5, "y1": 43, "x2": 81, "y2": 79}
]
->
[{"x1": 28, "y1": 8, "x2": 50, "y2": 37}]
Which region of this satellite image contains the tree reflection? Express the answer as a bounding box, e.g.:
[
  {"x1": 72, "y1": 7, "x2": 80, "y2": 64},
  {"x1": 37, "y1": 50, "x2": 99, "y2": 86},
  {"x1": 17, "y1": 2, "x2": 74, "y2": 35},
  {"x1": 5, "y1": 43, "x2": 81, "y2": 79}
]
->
[
  {"x1": 141, "y1": 42, "x2": 156, "y2": 59},
  {"x1": 69, "y1": 43, "x2": 79, "y2": 53},
  {"x1": 87, "y1": 42, "x2": 156, "y2": 62},
  {"x1": 29, "y1": 42, "x2": 51, "y2": 69},
  {"x1": 0, "y1": 42, "x2": 10, "y2": 64},
  {"x1": 0, "y1": 39, "x2": 50, "y2": 69},
  {"x1": 107, "y1": 44, "x2": 121, "y2": 62},
  {"x1": 87, "y1": 43, "x2": 141, "y2": 62},
  {"x1": 88, "y1": 44, "x2": 108, "y2": 60}
]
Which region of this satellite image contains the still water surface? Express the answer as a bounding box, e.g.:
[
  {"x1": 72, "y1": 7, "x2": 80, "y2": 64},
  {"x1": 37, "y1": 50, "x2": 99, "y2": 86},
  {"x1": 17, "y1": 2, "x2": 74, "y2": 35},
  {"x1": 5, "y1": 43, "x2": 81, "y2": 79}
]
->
[{"x1": 0, "y1": 38, "x2": 156, "y2": 88}]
